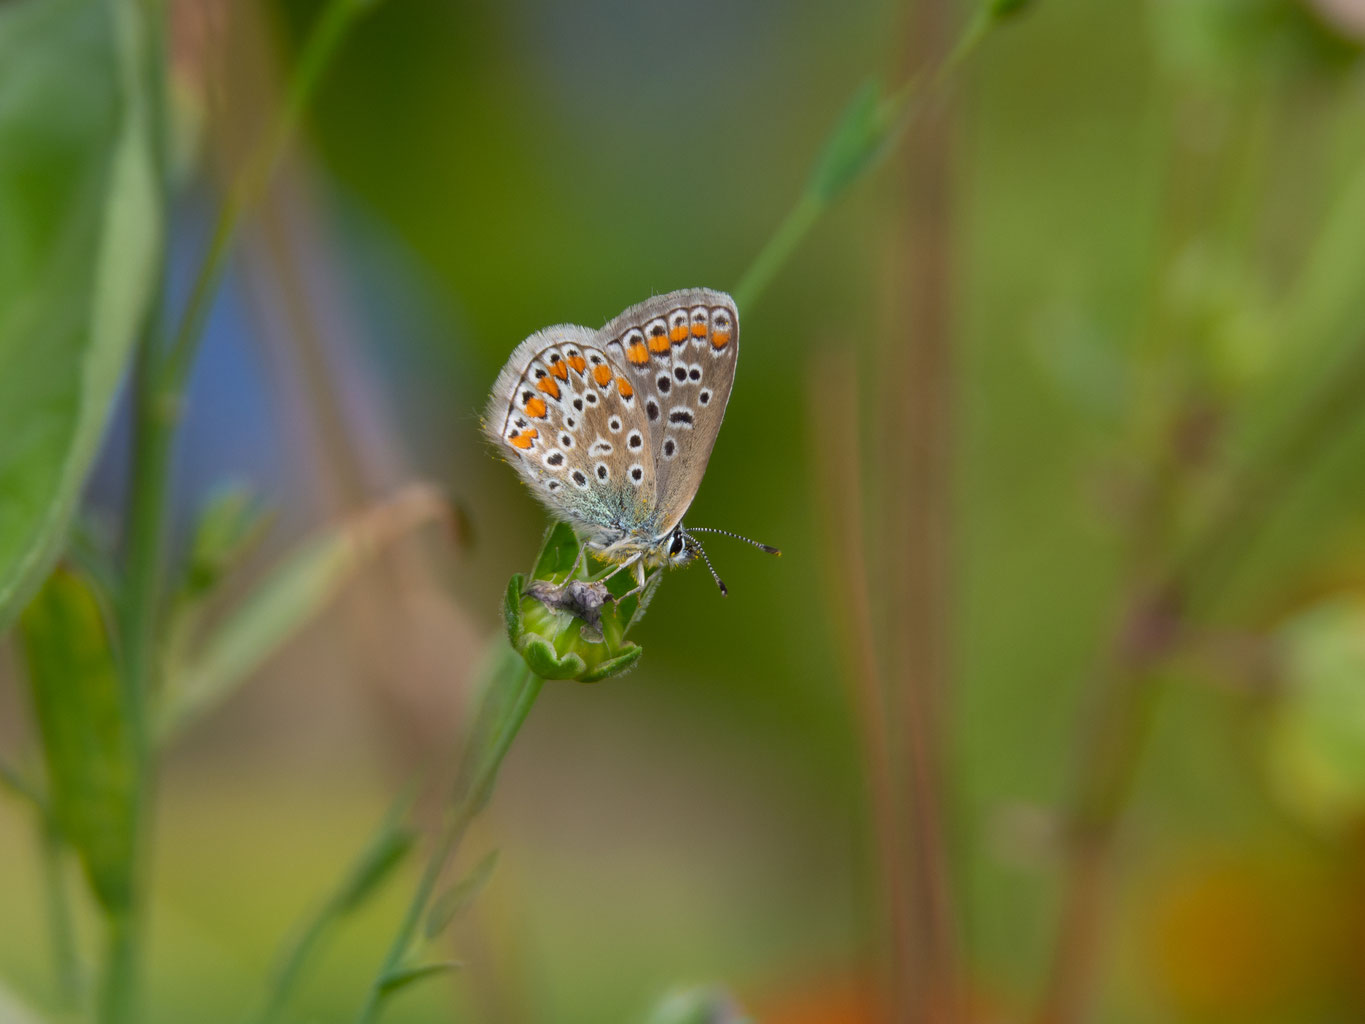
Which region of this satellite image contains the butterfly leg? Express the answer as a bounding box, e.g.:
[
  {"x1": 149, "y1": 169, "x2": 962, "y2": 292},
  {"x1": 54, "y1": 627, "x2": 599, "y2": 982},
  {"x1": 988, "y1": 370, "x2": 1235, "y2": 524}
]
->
[{"x1": 602, "y1": 556, "x2": 650, "y2": 603}]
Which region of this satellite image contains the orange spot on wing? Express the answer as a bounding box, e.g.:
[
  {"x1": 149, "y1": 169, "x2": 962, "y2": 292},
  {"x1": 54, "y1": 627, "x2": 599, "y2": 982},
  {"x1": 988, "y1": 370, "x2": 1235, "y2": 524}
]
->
[
  {"x1": 711, "y1": 331, "x2": 731, "y2": 349},
  {"x1": 568, "y1": 354, "x2": 587, "y2": 374},
  {"x1": 627, "y1": 342, "x2": 649, "y2": 365},
  {"x1": 649, "y1": 334, "x2": 671, "y2": 353},
  {"x1": 617, "y1": 376, "x2": 634, "y2": 398},
  {"x1": 669, "y1": 324, "x2": 688, "y2": 342},
  {"x1": 691, "y1": 322, "x2": 707, "y2": 337},
  {"x1": 593, "y1": 364, "x2": 613, "y2": 386},
  {"x1": 550, "y1": 359, "x2": 568, "y2": 380},
  {"x1": 524, "y1": 396, "x2": 547, "y2": 418},
  {"x1": 537, "y1": 376, "x2": 560, "y2": 399},
  {"x1": 509, "y1": 428, "x2": 537, "y2": 449}
]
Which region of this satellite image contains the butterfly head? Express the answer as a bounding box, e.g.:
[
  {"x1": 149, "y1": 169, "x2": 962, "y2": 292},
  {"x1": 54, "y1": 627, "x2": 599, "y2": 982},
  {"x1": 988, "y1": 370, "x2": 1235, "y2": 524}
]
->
[{"x1": 664, "y1": 525, "x2": 695, "y2": 566}]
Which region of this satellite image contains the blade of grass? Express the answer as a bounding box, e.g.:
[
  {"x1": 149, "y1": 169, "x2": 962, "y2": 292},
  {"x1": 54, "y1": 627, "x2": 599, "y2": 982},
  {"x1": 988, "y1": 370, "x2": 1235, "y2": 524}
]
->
[
  {"x1": 157, "y1": 485, "x2": 450, "y2": 742},
  {"x1": 249, "y1": 793, "x2": 417, "y2": 1024},
  {"x1": 354, "y1": 660, "x2": 543, "y2": 1024},
  {"x1": 732, "y1": 0, "x2": 1008, "y2": 312}
]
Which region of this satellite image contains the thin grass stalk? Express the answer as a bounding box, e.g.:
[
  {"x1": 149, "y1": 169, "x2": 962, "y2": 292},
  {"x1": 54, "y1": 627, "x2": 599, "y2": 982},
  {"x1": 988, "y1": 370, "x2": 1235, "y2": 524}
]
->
[
  {"x1": 732, "y1": 3, "x2": 1000, "y2": 316},
  {"x1": 355, "y1": 665, "x2": 544, "y2": 1024}
]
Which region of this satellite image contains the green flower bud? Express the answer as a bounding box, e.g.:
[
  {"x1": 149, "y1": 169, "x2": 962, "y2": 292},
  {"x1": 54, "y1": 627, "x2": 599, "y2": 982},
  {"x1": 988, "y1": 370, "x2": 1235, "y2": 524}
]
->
[{"x1": 503, "y1": 523, "x2": 658, "y2": 683}]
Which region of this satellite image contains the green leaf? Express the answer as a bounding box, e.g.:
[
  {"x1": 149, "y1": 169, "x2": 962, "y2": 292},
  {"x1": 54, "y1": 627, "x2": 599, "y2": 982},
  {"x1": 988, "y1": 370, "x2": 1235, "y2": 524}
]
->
[
  {"x1": 332, "y1": 820, "x2": 416, "y2": 916},
  {"x1": 0, "y1": 0, "x2": 163, "y2": 632},
  {"x1": 251, "y1": 793, "x2": 416, "y2": 1024},
  {"x1": 157, "y1": 485, "x2": 448, "y2": 740},
  {"x1": 425, "y1": 850, "x2": 498, "y2": 939},
  {"x1": 577, "y1": 645, "x2": 643, "y2": 684},
  {"x1": 180, "y1": 483, "x2": 270, "y2": 601},
  {"x1": 531, "y1": 521, "x2": 583, "y2": 581},
  {"x1": 19, "y1": 567, "x2": 134, "y2": 912},
  {"x1": 377, "y1": 961, "x2": 462, "y2": 997},
  {"x1": 806, "y1": 80, "x2": 905, "y2": 205}
]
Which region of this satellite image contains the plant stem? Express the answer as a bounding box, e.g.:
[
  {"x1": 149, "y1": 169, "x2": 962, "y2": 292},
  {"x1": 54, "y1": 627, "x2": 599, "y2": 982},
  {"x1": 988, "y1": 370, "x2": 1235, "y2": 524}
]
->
[
  {"x1": 730, "y1": 1, "x2": 997, "y2": 314},
  {"x1": 103, "y1": 14, "x2": 174, "y2": 1010},
  {"x1": 733, "y1": 194, "x2": 822, "y2": 313},
  {"x1": 252, "y1": 888, "x2": 351, "y2": 1024},
  {"x1": 355, "y1": 665, "x2": 544, "y2": 1024},
  {"x1": 41, "y1": 824, "x2": 81, "y2": 1006},
  {"x1": 103, "y1": 3, "x2": 379, "y2": 1021},
  {"x1": 251, "y1": 793, "x2": 416, "y2": 1024}
]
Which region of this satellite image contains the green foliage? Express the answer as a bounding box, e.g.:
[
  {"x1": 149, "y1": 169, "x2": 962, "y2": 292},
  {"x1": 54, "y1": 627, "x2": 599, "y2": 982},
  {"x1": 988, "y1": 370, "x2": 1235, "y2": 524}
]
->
[
  {"x1": 1150, "y1": 0, "x2": 1360, "y2": 85},
  {"x1": 19, "y1": 567, "x2": 135, "y2": 913},
  {"x1": 251, "y1": 795, "x2": 416, "y2": 1024},
  {"x1": 1265, "y1": 599, "x2": 1365, "y2": 830},
  {"x1": 376, "y1": 961, "x2": 461, "y2": 997},
  {"x1": 806, "y1": 81, "x2": 904, "y2": 206},
  {"x1": 425, "y1": 850, "x2": 499, "y2": 940},
  {"x1": 331, "y1": 816, "x2": 417, "y2": 917},
  {"x1": 179, "y1": 484, "x2": 270, "y2": 602},
  {"x1": 0, "y1": 0, "x2": 161, "y2": 632},
  {"x1": 159, "y1": 486, "x2": 448, "y2": 740}
]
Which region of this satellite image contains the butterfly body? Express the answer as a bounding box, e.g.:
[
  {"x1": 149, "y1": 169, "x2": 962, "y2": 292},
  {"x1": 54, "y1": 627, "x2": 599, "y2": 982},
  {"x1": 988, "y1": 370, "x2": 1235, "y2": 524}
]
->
[{"x1": 485, "y1": 288, "x2": 739, "y2": 579}]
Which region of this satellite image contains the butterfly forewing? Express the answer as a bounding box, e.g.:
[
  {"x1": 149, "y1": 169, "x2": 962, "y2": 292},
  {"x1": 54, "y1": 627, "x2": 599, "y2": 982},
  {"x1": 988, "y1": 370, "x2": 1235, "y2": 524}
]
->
[
  {"x1": 599, "y1": 288, "x2": 738, "y2": 535},
  {"x1": 485, "y1": 326, "x2": 657, "y2": 536}
]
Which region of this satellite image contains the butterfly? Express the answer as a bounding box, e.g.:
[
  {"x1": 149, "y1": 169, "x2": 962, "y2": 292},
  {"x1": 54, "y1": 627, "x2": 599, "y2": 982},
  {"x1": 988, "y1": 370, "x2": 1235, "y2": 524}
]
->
[{"x1": 485, "y1": 288, "x2": 776, "y2": 596}]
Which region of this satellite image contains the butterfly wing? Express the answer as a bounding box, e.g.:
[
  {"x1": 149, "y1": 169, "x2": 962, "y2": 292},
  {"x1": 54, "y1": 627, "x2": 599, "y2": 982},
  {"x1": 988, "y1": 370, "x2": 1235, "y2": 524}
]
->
[
  {"x1": 485, "y1": 325, "x2": 658, "y2": 541},
  {"x1": 599, "y1": 288, "x2": 739, "y2": 535}
]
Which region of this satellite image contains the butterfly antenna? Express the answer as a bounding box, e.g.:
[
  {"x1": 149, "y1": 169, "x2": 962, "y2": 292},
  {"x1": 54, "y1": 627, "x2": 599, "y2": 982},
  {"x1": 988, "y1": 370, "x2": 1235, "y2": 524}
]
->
[
  {"x1": 683, "y1": 532, "x2": 728, "y2": 597},
  {"x1": 684, "y1": 527, "x2": 781, "y2": 556}
]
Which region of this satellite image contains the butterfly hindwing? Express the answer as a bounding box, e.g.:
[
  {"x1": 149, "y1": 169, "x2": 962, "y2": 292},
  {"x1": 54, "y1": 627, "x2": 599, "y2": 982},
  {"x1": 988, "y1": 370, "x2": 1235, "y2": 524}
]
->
[{"x1": 599, "y1": 288, "x2": 738, "y2": 534}]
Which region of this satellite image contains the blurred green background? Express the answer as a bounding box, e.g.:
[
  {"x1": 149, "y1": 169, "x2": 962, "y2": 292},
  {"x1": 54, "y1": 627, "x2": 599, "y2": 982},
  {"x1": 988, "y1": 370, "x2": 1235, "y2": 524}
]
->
[{"x1": 5, "y1": 0, "x2": 1365, "y2": 1022}]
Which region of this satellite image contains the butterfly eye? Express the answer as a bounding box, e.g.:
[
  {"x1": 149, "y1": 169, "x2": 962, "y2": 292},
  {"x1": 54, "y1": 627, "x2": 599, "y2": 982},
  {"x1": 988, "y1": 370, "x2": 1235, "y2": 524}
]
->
[{"x1": 669, "y1": 532, "x2": 685, "y2": 557}]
